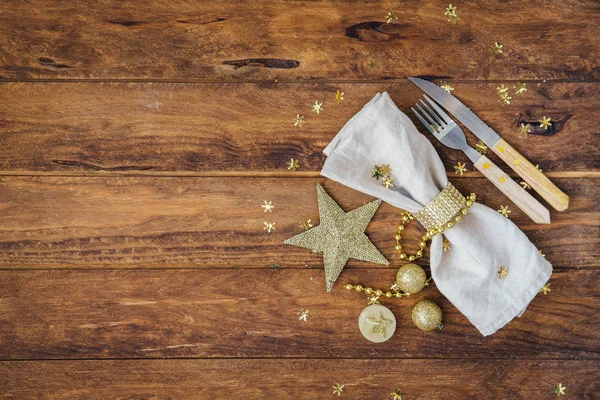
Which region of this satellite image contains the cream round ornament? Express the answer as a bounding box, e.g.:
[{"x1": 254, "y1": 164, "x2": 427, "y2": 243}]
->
[
  {"x1": 358, "y1": 304, "x2": 396, "y2": 343},
  {"x1": 395, "y1": 263, "x2": 427, "y2": 294},
  {"x1": 411, "y1": 299, "x2": 443, "y2": 331}
]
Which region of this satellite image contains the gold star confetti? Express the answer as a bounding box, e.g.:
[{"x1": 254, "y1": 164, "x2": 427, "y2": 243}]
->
[
  {"x1": 312, "y1": 101, "x2": 324, "y2": 114},
  {"x1": 520, "y1": 181, "x2": 531, "y2": 190},
  {"x1": 539, "y1": 116, "x2": 552, "y2": 129},
  {"x1": 475, "y1": 140, "x2": 488, "y2": 154},
  {"x1": 371, "y1": 165, "x2": 384, "y2": 180},
  {"x1": 453, "y1": 161, "x2": 467, "y2": 175},
  {"x1": 440, "y1": 82, "x2": 455, "y2": 93},
  {"x1": 535, "y1": 164, "x2": 543, "y2": 172},
  {"x1": 519, "y1": 123, "x2": 532, "y2": 135},
  {"x1": 445, "y1": 4, "x2": 460, "y2": 23},
  {"x1": 284, "y1": 184, "x2": 388, "y2": 292},
  {"x1": 263, "y1": 221, "x2": 276, "y2": 233},
  {"x1": 382, "y1": 176, "x2": 394, "y2": 189},
  {"x1": 498, "y1": 205, "x2": 511, "y2": 217},
  {"x1": 492, "y1": 42, "x2": 504, "y2": 54},
  {"x1": 496, "y1": 84, "x2": 512, "y2": 105},
  {"x1": 294, "y1": 114, "x2": 306, "y2": 127},
  {"x1": 515, "y1": 82, "x2": 527, "y2": 95},
  {"x1": 553, "y1": 383, "x2": 566, "y2": 397},
  {"x1": 498, "y1": 266, "x2": 508, "y2": 279},
  {"x1": 287, "y1": 158, "x2": 300, "y2": 171},
  {"x1": 261, "y1": 200, "x2": 275, "y2": 213},
  {"x1": 367, "y1": 311, "x2": 393, "y2": 337},
  {"x1": 298, "y1": 308, "x2": 310, "y2": 322},
  {"x1": 443, "y1": 238, "x2": 452, "y2": 252},
  {"x1": 332, "y1": 383, "x2": 345, "y2": 396},
  {"x1": 540, "y1": 283, "x2": 551, "y2": 295},
  {"x1": 385, "y1": 11, "x2": 398, "y2": 24},
  {"x1": 539, "y1": 249, "x2": 546, "y2": 257},
  {"x1": 368, "y1": 295, "x2": 381, "y2": 305},
  {"x1": 334, "y1": 90, "x2": 344, "y2": 103},
  {"x1": 367, "y1": 58, "x2": 379, "y2": 70},
  {"x1": 380, "y1": 164, "x2": 392, "y2": 175},
  {"x1": 391, "y1": 388, "x2": 405, "y2": 400},
  {"x1": 300, "y1": 218, "x2": 313, "y2": 231}
]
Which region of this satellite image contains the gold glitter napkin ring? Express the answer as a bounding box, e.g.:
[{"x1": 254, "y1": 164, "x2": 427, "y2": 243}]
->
[{"x1": 395, "y1": 183, "x2": 476, "y2": 262}]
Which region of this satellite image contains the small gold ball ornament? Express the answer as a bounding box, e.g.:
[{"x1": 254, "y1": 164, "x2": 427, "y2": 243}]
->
[
  {"x1": 395, "y1": 263, "x2": 427, "y2": 294},
  {"x1": 412, "y1": 299, "x2": 443, "y2": 331}
]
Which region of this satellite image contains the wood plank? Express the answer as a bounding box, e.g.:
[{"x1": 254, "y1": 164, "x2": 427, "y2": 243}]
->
[
  {"x1": 1, "y1": 359, "x2": 598, "y2": 399},
  {"x1": 0, "y1": 82, "x2": 598, "y2": 173},
  {"x1": 0, "y1": 269, "x2": 597, "y2": 360},
  {"x1": 1, "y1": 1, "x2": 599, "y2": 81},
  {"x1": 0, "y1": 177, "x2": 597, "y2": 269}
]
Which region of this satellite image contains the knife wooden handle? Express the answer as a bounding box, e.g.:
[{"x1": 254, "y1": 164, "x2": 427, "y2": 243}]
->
[
  {"x1": 474, "y1": 155, "x2": 551, "y2": 224},
  {"x1": 491, "y1": 138, "x2": 569, "y2": 211}
]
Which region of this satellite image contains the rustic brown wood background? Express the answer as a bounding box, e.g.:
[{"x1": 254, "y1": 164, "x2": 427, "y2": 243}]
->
[{"x1": 1, "y1": 1, "x2": 599, "y2": 398}]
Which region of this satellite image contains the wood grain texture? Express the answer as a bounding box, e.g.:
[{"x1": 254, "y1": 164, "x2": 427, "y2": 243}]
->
[
  {"x1": 0, "y1": 176, "x2": 597, "y2": 269},
  {"x1": 0, "y1": 269, "x2": 597, "y2": 360},
  {"x1": 0, "y1": 82, "x2": 598, "y2": 173},
  {"x1": 1, "y1": 0, "x2": 599, "y2": 81},
  {"x1": 1, "y1": 359, "x2": 598, "y2": 399}
]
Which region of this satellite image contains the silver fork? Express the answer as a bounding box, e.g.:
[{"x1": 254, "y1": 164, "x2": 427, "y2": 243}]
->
[{"x1": 412, "y1": 95, "x2": 550, "y2": 224}]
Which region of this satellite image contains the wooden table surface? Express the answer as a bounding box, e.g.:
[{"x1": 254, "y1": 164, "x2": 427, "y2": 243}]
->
[{"x1": 1, "y1": 1, "x2": 599, "y2": 398}]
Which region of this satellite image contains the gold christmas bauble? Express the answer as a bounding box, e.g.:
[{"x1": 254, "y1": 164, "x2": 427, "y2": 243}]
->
[
  {"x1": 412, "y1": 300, "x2": 443, "y2": 331},
  {"x1": 395, "y1": 263, "x2": 427, "y2": 294}
]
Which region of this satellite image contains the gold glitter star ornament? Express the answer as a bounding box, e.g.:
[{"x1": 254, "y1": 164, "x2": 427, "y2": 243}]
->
[
  {"x1": 284, "y1": 184, "x2": 389, "y2": 292},
  {"x1": 332, "y1": 383, "x2": 345, "y2": 396}
]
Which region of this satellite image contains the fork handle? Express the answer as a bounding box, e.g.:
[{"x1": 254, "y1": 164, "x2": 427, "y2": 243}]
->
[
  {"x1": 491, "y1": 138, "x2": 569, "y2": 211},
  {"x1": 474, "y1": 155, "x2": 551, "y2": 224}
]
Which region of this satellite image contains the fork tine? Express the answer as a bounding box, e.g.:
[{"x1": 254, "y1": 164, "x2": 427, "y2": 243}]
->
[
  {"x1": 423, "y1": 94, "x2": 453, "y2": 124},
  {"x1": 419, "y1": 99, "x2": 445, "y2": 127},
  {"x1": 415, "y1": 103, "x2": 440, "y2": 130},
  {"x1": 411, "y1": 107, "x2": 438, "y2": 135}
]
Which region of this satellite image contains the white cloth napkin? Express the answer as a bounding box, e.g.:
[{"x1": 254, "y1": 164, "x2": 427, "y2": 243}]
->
[{"x1": 321, "y1": 92, "x2": 552, "y2": 336}]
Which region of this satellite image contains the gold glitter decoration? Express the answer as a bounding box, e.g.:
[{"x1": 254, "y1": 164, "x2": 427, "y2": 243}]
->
[
  {"x1": 440, "y1": 82, "x2": 455, "y2": 93},
  {"x1": 382, "y1": 176, "x2": 394, "y2": 189},
  {"x1": 535, "y1": 164, "x2": 543, "y2": 172},
  {"x1": 445, "y1": 4, "x2": 459, "y2": 23},
  {"x1": 520, "y1": 181, "x2": 531, "y2": 190},
  {"x1": 298, "y1": 308, "x2": 310, "y2": 321},
  {"x1": 515, "y1": 82, "x2": 527, "y2": 95},
  {"x1": 300, "y1": 218, "x2": 313, "y2": 231},
  {"x1": 443, "y1": 238, "x2": 452, "y2": 252},
  {"x1": 498, "y1": 266, "x2": 508, "y2": 279},
  {"x1": 414, "y1": 183, "x2": 468, "y2": 231},
  {"x1": 371, "y1": 165, "x2": 384, "y2": 180},
  {"x1": 367, "y1": 311, "x2": 393, "y2": 337},
  {"x1": 539, "y1": 249, "x2": 546, "y2": 257},
  {"x1": 287, "y1": 158, "x2": 300, "y2": 171},
  {"x1": 332, "y1": 383, "x2": 345, "y2": 396},
  {"x1": 475, "y1": 140, "x2": 488, "y2": 154},
  {"x1": 395, "y1": 264, "x2": 427, "y2": 294},
  {"x1": 412, "y1": 300, "x2": 443, "y2": 331},
  {"x1": 496, "y1": 84, "x2": 512, "y2": 105},
  {"x1": 367, "y1": 59, "x2": 379, "y2": 70},
  {"x1": 261, "y1": 200, "x2": 275, "y2": 213},
  {"x1": 334, "y1": 90, "x2": 344, "y2": 103},
  {"x1": 380, "y1": 164, "x2": 392, "y2": 175},
  {"x1": 368, "y1": 294, "x2": 381, "y2": 305},
  {"x1": 498, "y1": 205, "x2": 511, "y2": 217},
  {"x1": 391, "y1": 389, "x2": 405, "y2": 400},
  {"x1": 454, "y1": 161, "x2": 467, "y2": 175},
  {"x1": 312, "y1": 101, "x2": 324, "y2": 114},
  {"x1": 519, "y1": 123, "x2": 532, "y2": 135},
  {"x1": 553, "y1": 383, "x2": 566, "y2": 397},
  {"x1": 284, "y1": 184, "x2": 388, "y2": 292},
  {"x1": 492, "y1": 42, "x2": 504, "y2": 54},
  {"x1": 294, "y1": 114, "x2": 306, "y2": 127},
  {"x1": 539, "y1": 116, "x2": 552, "y2": 129},
  {"x1": 385, "y1": 11, "x2": 398, "y2": 24},
  {"x1": 540, "y1": 283, "x2": 551, "y2": 295},
  {"x1": 264, "y1": 221, "x2": 276, "y2": 233}
]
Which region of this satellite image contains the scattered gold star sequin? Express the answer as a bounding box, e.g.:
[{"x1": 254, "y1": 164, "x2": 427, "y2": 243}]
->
[
  {"x1": 475, "y1": 140, "x2": 488, "y2": 154},
  {"x1": 332, "y1": 383, "x2": 345, "y2": 396},
  {"x1": 520, "y1": 181, "x2": 531, "y2": 190},
  {"x1": 298, "y1": 308, "x2": 310, "y2": 322},
  {"x1": 380, "y1": 164, "x2": 392, "y2": 175},
  {"x1": 440, "y1": 82, "x2": 455, "y2": 93},
  {"x1": 539, "y1": 116, "x2": 552, "y2": 129},
  {"x1": 385, "y1": 11, "x2": 398, "y2": 24},
  {"x1": 368, "y1": 295, "x2": 381, "y2": 305},
  {"x1": 334, "y1": 90, "x2": 344, "y2": 103},
  {"x1": 264, "y1": 221, "x2": 276, "y2": 233},
  {"x1": 312, "y1": 101, "x2": 324, "y2": 114},
  {"x1": 367, "y1": 59, "x2": 379, "y2": 70},
  {"x1": 498, "y1": 205, "x2": 511, "y2": 217},
  {"x1": 391, "y1": 388, "x2": 405, "y2": 400},
  {"x1": 367, "y1": 311, "x2": 393, "y2": 337},
  {"x1": 371, "y1": 165, "x2": 384, "y2": 180},
  {"x1": 443, "y1": 238, "x2": 452, "y2": 252},
  {"x1": 492, "y1": 42, "x2": 504, "y2": 54},
  {"x1": 454, "y1": 162, "x2": 467, "y2": 175},
  {"x1": 553, "y1": 383, "x2": 566, "y2": 397},
  {"x1": 287, "y1": 158, "x2": 300, "y2": 171},
  {"x1": 498, "y1": 266, "x2": 508, "y2": 279},
  {"x1": 445, "y1": 4, "x2": 460, "y2": 23},
  {"x1": 535, "y1": 164, "x2": 543, "y2": 172},
  {"x1": 540, "y1": 283, "x2": 551, "y2": 295},
  {"x1": 515, "y1": 82, "x2": 527, "y2": 95},
  {"x1": 300, "y1": 218, "x2": 313, "y2": 231},
  {"x1": 294, "y1": 114, "x2": 306, "y2": 127},
  {"x1": 539, "y1": 249, "x2": 546, "y2": 257},
  {"x1": 519, "y1": 123, "x2": 532, "y2": 135},
  {"x1": 496, "y1": 84, "x2": 512, "y2": 105},
  {"x1": 382, "y1": 176, "x2": 394, "y2": 189},
  {"x1": 261, "y1": 200, "x2": 275, "y2": 212}
]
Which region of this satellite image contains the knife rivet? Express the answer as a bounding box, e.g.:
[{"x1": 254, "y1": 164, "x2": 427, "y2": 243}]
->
[
  {"x1": 499, "y1": 176, "x2": 506, "y2": 183},
  {"x1": 514, "y1": 159, "x2": 521, "y2": 166},
  {"x1": 498, "y1": 146, "x2": 505, "y2": 153},
  {"x1": 483, "y1": 162, "x2": 490, "y2": 169}
]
